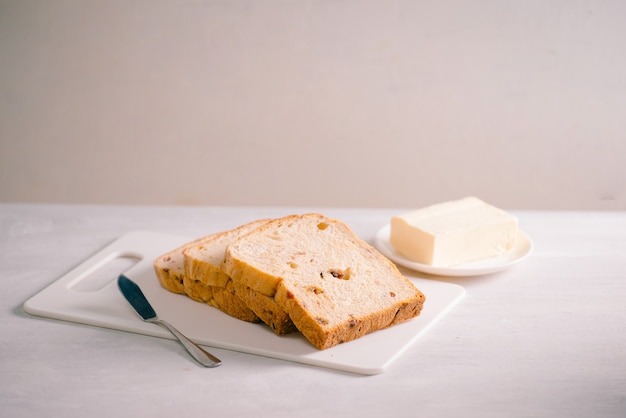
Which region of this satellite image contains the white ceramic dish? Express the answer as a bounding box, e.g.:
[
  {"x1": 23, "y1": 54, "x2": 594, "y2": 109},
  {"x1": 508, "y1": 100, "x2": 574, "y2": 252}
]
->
[
  {"x1": 23, "y1": 230, "x2": 465, "y2": 375},
  {"x1": 374, "y1": 224, "x2": 533, "y2": 277}
]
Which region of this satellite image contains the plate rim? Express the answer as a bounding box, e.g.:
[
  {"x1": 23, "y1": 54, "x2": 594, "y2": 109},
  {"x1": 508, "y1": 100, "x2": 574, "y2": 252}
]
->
[{"x1": 374, "y1": 224, "x2": 533, "y2": 277}]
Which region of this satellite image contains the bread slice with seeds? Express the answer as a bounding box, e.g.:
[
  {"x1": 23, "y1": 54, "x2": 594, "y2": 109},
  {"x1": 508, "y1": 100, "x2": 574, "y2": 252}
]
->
[{"x1": 222, "y1": 213, "x2": 426, "y2": 349}]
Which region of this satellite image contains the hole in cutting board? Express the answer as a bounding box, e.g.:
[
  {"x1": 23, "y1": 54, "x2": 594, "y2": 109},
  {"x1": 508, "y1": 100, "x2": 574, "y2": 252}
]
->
[{"x1": 71, "y1": 254, "x2": 142, "y2": 292}]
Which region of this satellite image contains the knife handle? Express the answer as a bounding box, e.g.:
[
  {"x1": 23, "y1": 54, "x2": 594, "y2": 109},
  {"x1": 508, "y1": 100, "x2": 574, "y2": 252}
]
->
[{"x1": 151, "y1": 319, "x2": 222, "y2": 367}]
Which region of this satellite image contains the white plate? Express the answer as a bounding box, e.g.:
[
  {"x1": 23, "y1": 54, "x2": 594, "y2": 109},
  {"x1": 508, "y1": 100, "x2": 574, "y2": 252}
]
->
[
  {"x1": 375, "y1": 224, "x2": 533, "y2": 277},
  {"x1": 23, "y1": 230, "x2": 465, "y2": 375}
]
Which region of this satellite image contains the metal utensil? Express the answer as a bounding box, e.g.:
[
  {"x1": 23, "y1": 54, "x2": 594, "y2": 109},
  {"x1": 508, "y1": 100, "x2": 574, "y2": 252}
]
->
[{"x1": 117, "y1": 274, "x2": 221, "y2": 367}]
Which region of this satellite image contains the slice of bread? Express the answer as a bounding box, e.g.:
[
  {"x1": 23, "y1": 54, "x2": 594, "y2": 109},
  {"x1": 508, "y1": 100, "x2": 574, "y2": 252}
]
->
[
  {"x1": 182, "y1": 219, "x2": 270, "y2": 323},
  {"x1": 154, "y1": 235, "x2": 213, "y2": 295},
  {"x1": 222, "y1": 213, "x2": 426, "y2": 349}
]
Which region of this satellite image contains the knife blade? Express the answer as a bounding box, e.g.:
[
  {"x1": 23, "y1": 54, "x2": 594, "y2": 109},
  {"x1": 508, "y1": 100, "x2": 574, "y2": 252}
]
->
[
  {"x1": 117, "y1": 275, "x2": 157, "y2": 320},
  {"x1": 117, "y1": 274, "x2": 221, "y2": 367}
]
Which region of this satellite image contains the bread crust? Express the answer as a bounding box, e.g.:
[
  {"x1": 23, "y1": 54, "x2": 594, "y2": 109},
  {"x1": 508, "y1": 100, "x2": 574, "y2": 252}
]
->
[{"x1": 230, "y1": 280, "x2": 297, "y2": 335}]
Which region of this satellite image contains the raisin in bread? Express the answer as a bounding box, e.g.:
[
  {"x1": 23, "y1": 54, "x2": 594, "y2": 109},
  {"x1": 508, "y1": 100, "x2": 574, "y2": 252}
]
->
[
  {"x1": 222, "y1": 213, "x2": 426, "y2": 349},
  {"x1": 182, "y1": 220, "x2": 271, "y2": 323}
]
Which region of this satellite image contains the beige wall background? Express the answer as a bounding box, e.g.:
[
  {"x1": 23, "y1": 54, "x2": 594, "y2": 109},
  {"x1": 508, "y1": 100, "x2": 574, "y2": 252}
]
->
[{"x1": 1, "y1": 0, "x2": 624, "y2": 210}]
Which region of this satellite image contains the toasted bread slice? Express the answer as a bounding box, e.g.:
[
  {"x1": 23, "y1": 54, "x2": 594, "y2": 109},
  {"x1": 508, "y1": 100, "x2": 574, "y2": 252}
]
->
[{"x1": 222, "y1": 213, "x2": 426, "y2": 349}]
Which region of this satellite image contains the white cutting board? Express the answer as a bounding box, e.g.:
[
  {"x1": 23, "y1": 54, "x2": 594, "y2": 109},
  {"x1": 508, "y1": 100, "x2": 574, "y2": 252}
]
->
[{"x1": 23, "y1": 230, "x2": 465, "y2": 375}]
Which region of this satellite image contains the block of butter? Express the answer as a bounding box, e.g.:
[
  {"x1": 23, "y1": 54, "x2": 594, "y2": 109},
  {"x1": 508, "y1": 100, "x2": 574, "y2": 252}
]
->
[{"x1": 390, "y1": 197, "x2": 518, "y2": 267}]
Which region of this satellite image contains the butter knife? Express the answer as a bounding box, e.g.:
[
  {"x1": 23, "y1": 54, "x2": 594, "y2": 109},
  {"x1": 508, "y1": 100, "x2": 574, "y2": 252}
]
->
[{"x1": 117, "y1": 274, "x2": 222, "y2": 367}]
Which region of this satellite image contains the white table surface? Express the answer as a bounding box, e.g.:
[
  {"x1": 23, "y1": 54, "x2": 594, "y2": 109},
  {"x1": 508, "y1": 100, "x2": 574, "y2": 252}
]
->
[{"x1": 1, "y1": 204, "x2": 625, "y2": 418}]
